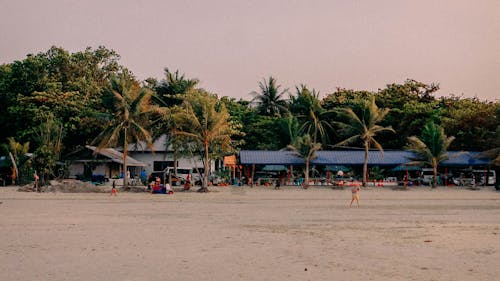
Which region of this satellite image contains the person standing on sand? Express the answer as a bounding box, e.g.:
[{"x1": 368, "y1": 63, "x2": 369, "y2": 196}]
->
[
  {"x1": 350, "y1": 185, "x2": 360, "y2": 207},
  {"x1": 111, "y1": 180, "x2": 117, "y2": 196}
]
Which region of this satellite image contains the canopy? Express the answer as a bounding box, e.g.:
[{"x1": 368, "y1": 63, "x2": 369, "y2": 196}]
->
[
  {"x1": 325, "y1": 165, "x2": 350, "y2": 172},
  {"x1": 391, "y1": 165, "x2": 422, "y2": 172},
  {"x1": 262, "y1": 165, "x2": 288, "y2": 171}
]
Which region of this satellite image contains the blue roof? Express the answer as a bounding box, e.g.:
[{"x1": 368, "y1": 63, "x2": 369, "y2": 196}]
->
[
  {"x1": 441, "y1": 151, "x2": 490, "y2": 166},
  {"x1": 239, "y1": 150, "x2": 304, "y2": 165},
  {"x1": 315, "y1": 151, "x2": 413, "y2": 166},
  {"x1": 239, "y1": 150, "x2": 492, "y2": 167}
]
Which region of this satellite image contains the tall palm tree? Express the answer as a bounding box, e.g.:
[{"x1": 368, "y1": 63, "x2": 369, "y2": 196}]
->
[
  {"x1": 292, "y1": 85, "x2": 334, "y2": 144},
  {"x1": 251, "y1": 76, "x2": 288, "y2": 117},
  {"x1": 336, "y1": 96, "x2": 395, "y2": 186},
  {"x1": 155, "y1": 68, "x2": 199, "y2": 107},
  {"x1": 406, "y1": 121, "x2": 455, "y2": 188},
  {"x1": 93, "y1": 75, "x2": 153, "y2": 188},
  {"x1": 173, "y1": 90, "x2": 234, "y2": 192},
  {"x1": 5, "y1": 137, "x2": 30, "y2": 185},
  {"x1": 287, "y1": 134, "x2": 321, "y2": 189}
]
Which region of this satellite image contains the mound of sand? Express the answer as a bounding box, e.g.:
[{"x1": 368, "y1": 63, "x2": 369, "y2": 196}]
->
[{"x1": 18, "y1": 179, "x2": 107, "y2": 193}]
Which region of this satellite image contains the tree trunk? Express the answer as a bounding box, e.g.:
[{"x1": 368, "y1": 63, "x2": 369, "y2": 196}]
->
[
  {"x1": 363, "y1": 142, "x2": 368, "y2": 187},
  {"x1": 123, "y1": 133, "x2": 128, "y2": 190},
  {"x1": 432, "y1": 159, "x2": 438, "y2": 188},
  {"x1": 198, "y1": 141, "x2": 210, "y2": 192},
  {"x1": 304, "y1": 159, "x2": 310, "y2": 189}
]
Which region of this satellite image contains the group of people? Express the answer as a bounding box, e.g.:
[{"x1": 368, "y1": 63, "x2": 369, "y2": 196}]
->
[{"x1": 149, "y1": 177, "x2": 173, "y2": 194}]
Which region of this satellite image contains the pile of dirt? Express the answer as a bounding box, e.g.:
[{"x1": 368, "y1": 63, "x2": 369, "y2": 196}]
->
[{"x1": 18, "y1": 179, "x2": 108, "y2": 193}]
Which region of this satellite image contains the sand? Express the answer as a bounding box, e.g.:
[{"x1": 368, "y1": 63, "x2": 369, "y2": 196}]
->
[{"x1": 1, "y1": 185, "x2": 499, "y2": 281}]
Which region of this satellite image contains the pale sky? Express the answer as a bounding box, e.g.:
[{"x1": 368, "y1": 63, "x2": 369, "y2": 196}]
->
[{"x1": 1, "y1": 0, "x2": 499, "y2": 101}]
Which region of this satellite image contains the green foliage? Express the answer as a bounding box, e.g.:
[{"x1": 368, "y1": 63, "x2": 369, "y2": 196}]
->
[
  {"x1": 286, "y1": 134, "x2": 321, "y2": 188},
  {"x1": 440, "y1": 97, "x2": 499, "y2": 151},
  {"x1": 335, "y1": 96, "x2": 395, "y2": 185},
  {"x1": 154, "y1": 68, "x2": 199, "y2": 107},
  {"x1": 251, "y1": 76, "x2": 289, "y2": 117},
  {"x1": 93, "y1": 74, "x2": 153, "y2": 187},
  {"x1": 32, "y1": 114, "x2": 64, "y2": 184},
  {"x1": 174, "y1": 90, "x2": 234, "y2": 190},
  {"x1": 406, "y1": 121, "x2": 455, "y2": 187}
]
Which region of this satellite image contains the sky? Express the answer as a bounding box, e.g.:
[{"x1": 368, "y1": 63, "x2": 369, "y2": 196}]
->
[{"x1": 1, "y1": 0, "x2": 499, "y2": 101}]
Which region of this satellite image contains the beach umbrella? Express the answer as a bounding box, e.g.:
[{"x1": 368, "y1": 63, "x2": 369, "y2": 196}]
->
[
  {"x1": 262, "y1": 165, "x2": 288, "y2": 171},
  {"x1": 325, "y1": 165, "x2": 350, "y2": 172}
]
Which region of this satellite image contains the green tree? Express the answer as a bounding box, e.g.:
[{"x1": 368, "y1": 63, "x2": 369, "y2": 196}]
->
[
  {"x1": 154, "y1": 68, "x2": 199, "y2": 107},
  {"x1": 440, "y1": 97, "x2": 499, "y2": 151},
  {"x1": 406, "y1": 121, "x2": 455, "y2": 188},
  {"x1": 251, "y1": 76, "x2": 288, "y2": 117},
  {"x1": 32, "y1": 114, "x2": 64, "y2": 185},
  {"x1": 286, "y1": 134, "x2": 321, "y2": 189},
  {"x1": 174, "y1": 90, "x2": 234, "y2": 192},
  {"x1": 93, "y1": 74, "x2": 153, "y2": 188},
  {"x1": 2, "y1": 138, "x2": 31, "y2": 185},
  {"x1": 290, "y1": 85, "x2": 334, "y2": 144},
  {"x1": 335, "y1": 96, "x2": 395, "y2": 186}
]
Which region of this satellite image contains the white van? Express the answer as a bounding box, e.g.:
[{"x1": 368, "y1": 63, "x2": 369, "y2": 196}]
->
[
  {"x1": 421, "y1": 168, "x2": 434, "y2": 185},
  {"x1": 167, "y1": 167, "x2": 193, "y2": 182},
  {"x1": 473, "y1": 170, "x2": 496, "y2": 185}
]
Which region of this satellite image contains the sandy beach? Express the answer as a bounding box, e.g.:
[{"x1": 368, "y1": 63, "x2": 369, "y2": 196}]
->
[{"x1": 1, "y1": 185, "x2": 499, "y2": 281}]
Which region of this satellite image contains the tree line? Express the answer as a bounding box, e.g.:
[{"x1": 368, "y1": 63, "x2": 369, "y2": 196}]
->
[{"x1": 0, "y1": 46, "x2": 498, "y2": 189}]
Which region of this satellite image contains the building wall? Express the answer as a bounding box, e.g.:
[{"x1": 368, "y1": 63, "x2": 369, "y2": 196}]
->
[{"x1": 128, "y1": 151, "x2": 210, "y2": 176}]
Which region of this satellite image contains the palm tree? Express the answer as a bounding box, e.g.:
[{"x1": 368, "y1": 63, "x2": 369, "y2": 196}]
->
[
  {"x1": 287, "y1": 134, "x2": 321, "y2": 189},
  {"x1": 5, "y1": 137, "x2": 30, "y2": 185},
  {"x1": 173, "y1": 90, "x2": 234, "y2": 192},
  {"x1": 406, "y1": 121, "x2": 455, "y2": 188},
  {"x1": 336, "y1": 96, "x2": 395, "y2": 186},
  {"x1": 251, "y1": 76, "x2": 288, "y2": 117},
  {"x1": 93, "y1": 74, "x2": 153, "y2": 188},
  {"x1": 155, "y1": 68, "x2": 199, "y2": 107},
  {"x1": 291, "y1": 85, "x2": 334, "y2": 144}
]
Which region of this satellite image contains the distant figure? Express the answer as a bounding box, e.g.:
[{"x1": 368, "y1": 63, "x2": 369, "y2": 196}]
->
[
  {"x1": 275, "y1": 179, "x2": 281, "y2": 190},
  {"x1": 34, "y1": 171, "x2": 40, "y2": 192},
  {"x1": 111, "y1": 180, "x2": 117, "y2": 196},
  {"x1": 165, "y1": 182, "x2": 173, "y2": 194},
  {"x1": 350, "y1": 185, "x2": 360, "y2": 208}
]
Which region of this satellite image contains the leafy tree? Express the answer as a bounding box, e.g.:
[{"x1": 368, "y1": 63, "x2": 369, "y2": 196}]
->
[
  {"x1": 93, "y1": 74, "x2": 153, "y2": 188},
  {"x1": 32, "y1": 114, "x2": 64, "y2": 185},
  {"x1": 174, "y1": 90, "x2": 234, "y2": 192},
  {"x1": 0, "y1": 46, "x2": 124, "y2": 150},
  {"x1": 250, "y1": 76, "x2": 288, "y2": 117},
  {"x1": 335, "y1": 96, "x2": 395, "y2": 186},
  {"x1": 406, "y1": 121, "x2": 455, "y2": 188},
  {"x1": 286, "y1": 134, "x2": 321, "y2": 189},
  {"x1": 440, "y1": 97, "x2": 499, "y2": 151}
]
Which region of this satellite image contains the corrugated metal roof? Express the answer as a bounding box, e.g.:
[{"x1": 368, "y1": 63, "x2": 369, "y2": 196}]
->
[
  {"x1": 86, "y1": 145, "x2": 146, "y2": 167},
  {"x1": 441, "y1": 151, "x2": 490, "y2": 166},
  {"x1": 239, "y1": 150, "x2": 491, "y2": 167},
  {"x1": 239, "y1": 150, "x2": 304, "y2": 165}
]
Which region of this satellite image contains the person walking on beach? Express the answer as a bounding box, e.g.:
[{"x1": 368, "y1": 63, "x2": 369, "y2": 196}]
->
[
  {"x1": 111, "y1": 180, "x2": 117, "y2": 196},
  {"x1": 350, "y1": 185, "x2": 360, "y2": 207}
]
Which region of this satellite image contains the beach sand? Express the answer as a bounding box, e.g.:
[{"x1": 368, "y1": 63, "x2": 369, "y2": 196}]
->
[{"x1": 1, "y1": 185, "x2": 499, "y2": 281}]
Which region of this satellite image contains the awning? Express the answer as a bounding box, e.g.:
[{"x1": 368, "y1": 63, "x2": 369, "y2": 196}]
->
[
  {"x1": 391, "y1": 165, "x2": 422, "y2": 172},
  {"x1": 325, "y1": 165, "x2": 350, "y2": 172},
  {"x1": 85, "y1": 145, "x2": 146, "y2": 167},
  {"x1": 262, "y1": 165, "x2": 288, "y2": 171}
]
